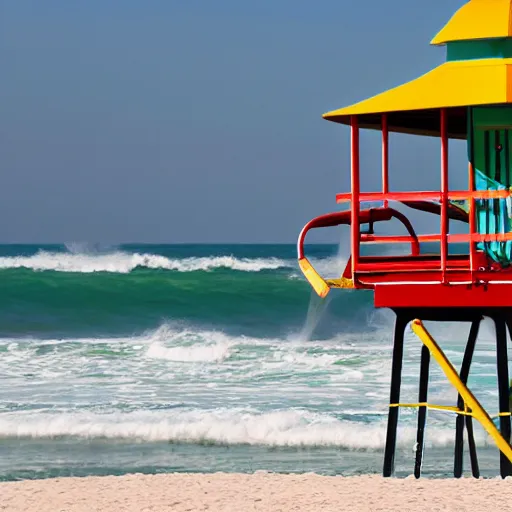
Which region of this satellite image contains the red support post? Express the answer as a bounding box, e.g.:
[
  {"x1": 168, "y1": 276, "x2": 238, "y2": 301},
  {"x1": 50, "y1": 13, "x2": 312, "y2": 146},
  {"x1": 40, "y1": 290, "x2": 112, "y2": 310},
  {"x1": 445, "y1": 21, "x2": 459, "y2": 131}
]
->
[
  {"x1": 468, "y1": 161, "x2": 477, "y2": 274},
  {"x1": 382, "y1": 114, "x2": 389, "y2": 208},
  {"x1": 351, "y1": 115, "x2": 360, "y2": 276},
  {"x1": 440, "y1": 108, "x2": 449, "y2": 284}
]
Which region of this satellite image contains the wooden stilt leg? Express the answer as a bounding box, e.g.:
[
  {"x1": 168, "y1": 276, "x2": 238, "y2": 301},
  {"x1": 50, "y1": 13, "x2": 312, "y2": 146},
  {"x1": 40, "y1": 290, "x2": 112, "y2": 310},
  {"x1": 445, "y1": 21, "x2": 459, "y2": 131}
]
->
[
  {"x1": 495, "y1": 317, "x2": 512, "y2": 477},
  {"x1": 466, "y1": 416, "x2": 480, "y2": 478},
  {"x1": 454, "y1": 319, "x2": 480, "y2": 478},
  {"x1": 383, "y1": 314, "x2": 407, "y2": 477},
  {"x1": 414, "y1": 344, "x2": 430, "y2": 478}
]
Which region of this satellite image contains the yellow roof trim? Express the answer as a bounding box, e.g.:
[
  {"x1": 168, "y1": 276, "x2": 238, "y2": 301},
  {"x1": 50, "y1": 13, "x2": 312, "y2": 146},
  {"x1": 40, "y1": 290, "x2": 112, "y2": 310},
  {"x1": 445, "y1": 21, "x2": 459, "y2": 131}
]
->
[
  {"x1": 323, "y1": 58, "x2": 512, "y2": 120},
  {"x1": 431, "y1": 0, "x2": 512, "y2": 45}
]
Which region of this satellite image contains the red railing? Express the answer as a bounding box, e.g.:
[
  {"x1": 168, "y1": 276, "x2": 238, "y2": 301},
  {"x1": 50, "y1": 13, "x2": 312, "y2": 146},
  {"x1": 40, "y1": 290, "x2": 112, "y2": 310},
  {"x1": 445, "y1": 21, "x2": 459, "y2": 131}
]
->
[
  {"x1": 360, "y1": 233, "x2": 512, "y2": 244},
  {"x1": 345, "y1": 110, "x2": 512, "y2": 283},
  {"x1": 336, "y1": 190, "x2": 511, "y2": 203},
  {"x1": 297, "y1": 207, "x2": 421, "y2": 260}
]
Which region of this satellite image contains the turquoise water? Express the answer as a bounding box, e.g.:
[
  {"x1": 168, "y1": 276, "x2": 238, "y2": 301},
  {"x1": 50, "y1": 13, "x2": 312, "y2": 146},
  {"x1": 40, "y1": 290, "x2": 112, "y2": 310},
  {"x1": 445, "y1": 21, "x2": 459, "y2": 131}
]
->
[{"x1": 0, "y1": 243, "x2": 507, "y2": 480}]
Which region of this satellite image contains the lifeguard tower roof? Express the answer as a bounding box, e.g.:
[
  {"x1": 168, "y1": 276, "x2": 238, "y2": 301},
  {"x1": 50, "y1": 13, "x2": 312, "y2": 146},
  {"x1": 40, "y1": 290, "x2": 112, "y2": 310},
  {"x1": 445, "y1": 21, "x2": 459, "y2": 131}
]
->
[
  {"x1": 323, "y1": 0, "x2": 512, "y2": 139},
  {"x1": 432, "y1": 0, "x2": 512, "y2": 44}
]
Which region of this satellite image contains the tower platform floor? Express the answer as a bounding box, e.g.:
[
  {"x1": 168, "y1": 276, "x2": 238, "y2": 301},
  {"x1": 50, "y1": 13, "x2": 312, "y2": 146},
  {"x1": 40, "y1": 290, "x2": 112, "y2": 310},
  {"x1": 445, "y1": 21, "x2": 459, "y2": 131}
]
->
[{"x1": 345, "y1": 253, "x2": 512, "y2": 308}]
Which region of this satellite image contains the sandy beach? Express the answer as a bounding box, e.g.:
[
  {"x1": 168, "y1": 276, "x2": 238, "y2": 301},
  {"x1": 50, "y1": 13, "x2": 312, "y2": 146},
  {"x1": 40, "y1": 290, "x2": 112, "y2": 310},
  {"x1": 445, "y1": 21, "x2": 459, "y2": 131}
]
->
[{"x1": 1, "y1": 472, "x2": 510, "y2": 512}]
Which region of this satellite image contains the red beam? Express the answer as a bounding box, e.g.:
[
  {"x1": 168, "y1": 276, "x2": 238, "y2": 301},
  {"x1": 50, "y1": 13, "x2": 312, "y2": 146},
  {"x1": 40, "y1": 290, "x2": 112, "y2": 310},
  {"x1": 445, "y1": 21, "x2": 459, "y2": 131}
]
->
[
  {"x1": 336, "y1": 189, "x2": 510, "y2": 203},
  {"x1": 468, "y1": 161, "x2": 477, "y2": 273},
  {"x1": 449, "y1": 190, "x2": 509, "y2": 199},
  {"x1": 360, "y1": 233, "x2": 512, "y2": 244},
  {"x1": 440, "y1": 108, "x2": 449, "y2": 283},
  {"x1": 356, "y1": 262, "x2": 466, "y2": 273},
  {"x1": 382, "y1": 114, "x2": 389, "y2": 208},
  {"x1": 337, "y1": 191, "x2": 440, "y2": 203},
  {"x1": 361, "y1": 234, "x2": 439, "y2": 244},
  {"x1": 356, "y1": 257, "x2": 471, "y2": 273},
  {"x1": 350, "y1": 116, "x2": 360, "y2": 275},
  {"x1": 375, "y1": 283, "x2": 512, "y2": 309}
]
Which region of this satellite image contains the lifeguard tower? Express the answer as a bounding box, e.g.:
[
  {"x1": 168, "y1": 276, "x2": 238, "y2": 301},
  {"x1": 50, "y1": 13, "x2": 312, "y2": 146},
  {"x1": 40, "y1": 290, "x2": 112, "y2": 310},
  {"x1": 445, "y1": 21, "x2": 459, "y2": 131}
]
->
[{"x1": 298, "y1": 0, "x2": 512, "y2": 478}]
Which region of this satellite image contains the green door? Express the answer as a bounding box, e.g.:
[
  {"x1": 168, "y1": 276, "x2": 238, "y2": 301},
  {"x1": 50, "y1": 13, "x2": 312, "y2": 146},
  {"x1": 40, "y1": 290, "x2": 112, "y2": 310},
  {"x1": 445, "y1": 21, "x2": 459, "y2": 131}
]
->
[{"x1": 471, "y1": 107, "x2": 512, "y2": 265}]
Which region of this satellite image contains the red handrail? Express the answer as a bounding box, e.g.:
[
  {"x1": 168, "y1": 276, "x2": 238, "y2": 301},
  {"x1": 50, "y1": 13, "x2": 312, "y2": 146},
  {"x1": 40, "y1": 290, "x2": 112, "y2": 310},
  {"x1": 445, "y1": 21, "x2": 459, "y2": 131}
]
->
[
  {"x1": 336, "y1": 190, "x2": 511, "y2": 203},
  {"x1": 297, "y1": 207, "x2": 420, "y2": 260}
]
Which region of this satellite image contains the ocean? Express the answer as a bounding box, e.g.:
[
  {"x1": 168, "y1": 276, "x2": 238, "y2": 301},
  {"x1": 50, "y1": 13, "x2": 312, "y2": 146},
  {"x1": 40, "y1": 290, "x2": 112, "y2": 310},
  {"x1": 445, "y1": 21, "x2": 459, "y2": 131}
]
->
[{"x1": 0, "y1": 243, "x2": 507, "y2": 480}]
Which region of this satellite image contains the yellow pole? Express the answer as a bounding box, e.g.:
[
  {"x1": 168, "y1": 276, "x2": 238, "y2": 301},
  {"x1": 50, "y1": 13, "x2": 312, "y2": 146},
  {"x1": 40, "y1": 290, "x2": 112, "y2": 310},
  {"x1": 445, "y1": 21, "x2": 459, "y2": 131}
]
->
[{"x1": 411, "y1": 319, "x2": 512, "y2": 463}]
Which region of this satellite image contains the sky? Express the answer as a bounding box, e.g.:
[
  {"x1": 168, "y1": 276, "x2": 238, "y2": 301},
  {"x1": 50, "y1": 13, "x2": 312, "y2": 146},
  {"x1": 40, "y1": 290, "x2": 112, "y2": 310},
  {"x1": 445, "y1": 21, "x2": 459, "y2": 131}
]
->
[{"x1": 0, "y1": 0, "x2": 469, "y2": 243}]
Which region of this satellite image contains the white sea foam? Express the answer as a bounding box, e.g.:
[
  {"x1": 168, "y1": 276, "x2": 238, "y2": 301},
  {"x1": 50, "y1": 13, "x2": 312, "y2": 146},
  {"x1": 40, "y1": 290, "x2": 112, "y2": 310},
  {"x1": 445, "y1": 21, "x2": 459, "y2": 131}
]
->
[
  {"x1": 0, "y1": 251, "x2": 290, "y2": 273},
  {"x1": 0, "y1": 408, "x2": 481, "y2": 450},
  {"x1": 142, "y1": 326, "x2": 367, "y2": 368},
  {"x1": 269, "y1": 351, "x2": 344, "y2": 369},
  {"x1": 146, "y1": 341, "x2": 233, "y2": 363},
  {"x1": 0, "y1": 321, "x2": 500, "y2": 457},
  {"x1": 0, "y1": 324, "x2": 365, "y2": 370}
]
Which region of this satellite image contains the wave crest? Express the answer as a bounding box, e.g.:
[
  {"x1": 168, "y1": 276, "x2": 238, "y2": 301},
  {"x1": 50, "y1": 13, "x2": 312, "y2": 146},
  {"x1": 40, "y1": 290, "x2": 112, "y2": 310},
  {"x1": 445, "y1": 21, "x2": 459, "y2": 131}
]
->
[
  {"x1": 0, "y1": 251, "x2": 290, "y2": 274},
  {"x1": 0, "y1": 409, "x2": 476, "y2": 450}
]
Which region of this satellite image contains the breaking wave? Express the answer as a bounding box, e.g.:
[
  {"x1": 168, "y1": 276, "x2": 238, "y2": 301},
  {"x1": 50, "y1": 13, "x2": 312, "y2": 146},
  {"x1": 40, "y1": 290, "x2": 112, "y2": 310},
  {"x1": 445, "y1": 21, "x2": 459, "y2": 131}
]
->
[
  {"x1": 0, "y1": 251, "x2": 291, "y2": 274},
  {"x1": 0, "y1": 409, "x2": 482, "y2": 450}
]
